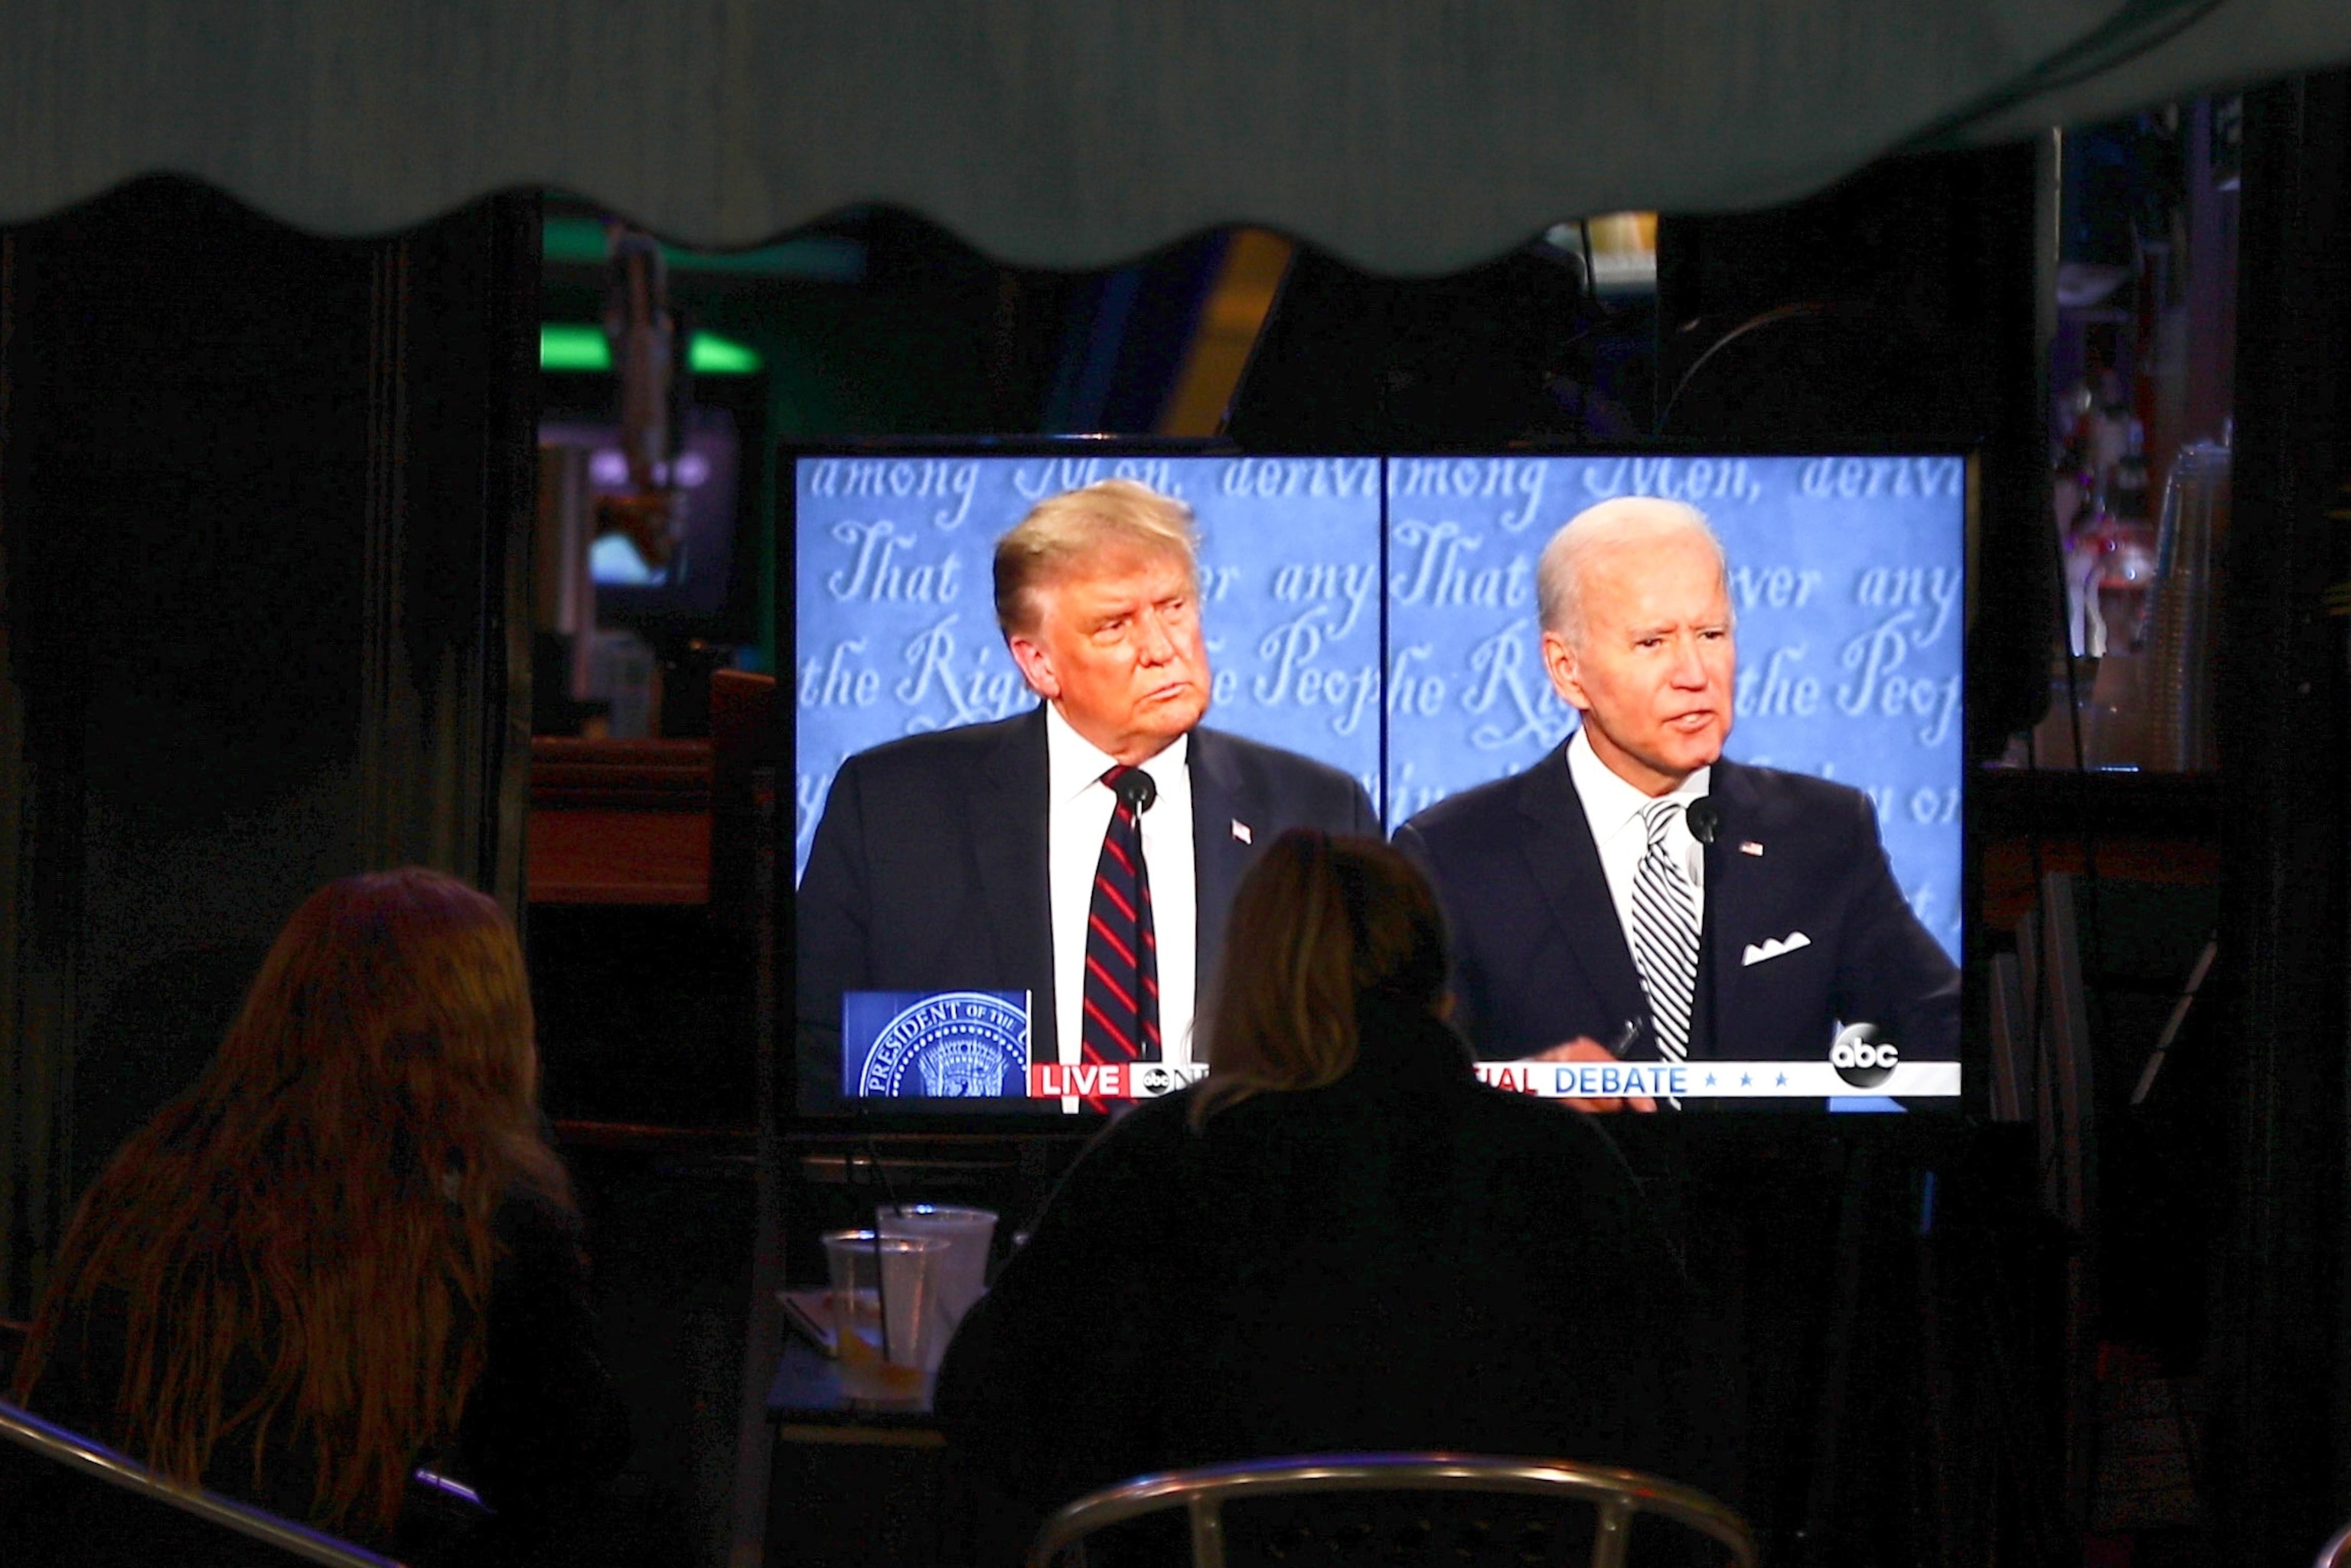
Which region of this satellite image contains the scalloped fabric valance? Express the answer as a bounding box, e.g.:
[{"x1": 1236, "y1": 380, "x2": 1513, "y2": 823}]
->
[{"x1": 2, "y1": 1, "x2": 2345, "y2": 272}]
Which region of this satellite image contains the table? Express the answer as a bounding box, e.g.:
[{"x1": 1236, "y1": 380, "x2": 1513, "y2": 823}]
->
[{"x1": 765, "y1": 1338, "x2": 953, "y2": 1568}]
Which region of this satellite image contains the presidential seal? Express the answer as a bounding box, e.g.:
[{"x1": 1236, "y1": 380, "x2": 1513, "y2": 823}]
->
[{"x1": 853, "y1": 991, "x2": 1030, "y2": 1100}]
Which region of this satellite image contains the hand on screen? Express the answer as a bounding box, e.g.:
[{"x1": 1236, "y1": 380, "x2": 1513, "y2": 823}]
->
[{"x1": 1526, "y1": 1037, "x2": 1656, "y2": 1113}]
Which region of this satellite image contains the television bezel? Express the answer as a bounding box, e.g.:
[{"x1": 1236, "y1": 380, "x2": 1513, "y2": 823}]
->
[{"x1": 777, "y1": 435, "x2": 1991, "y2": 1136}]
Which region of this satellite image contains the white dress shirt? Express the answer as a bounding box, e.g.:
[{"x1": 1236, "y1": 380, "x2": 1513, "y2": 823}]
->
[
  {"x1": 1044, "y1": 703, "x2": 1198, "y2": 1070},
  {"x1": 1565, "y1": 725, "x2": 1710, "y2": 979}
]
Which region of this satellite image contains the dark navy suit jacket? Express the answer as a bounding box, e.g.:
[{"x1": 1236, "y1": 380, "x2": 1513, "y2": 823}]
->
[
  {"x1": 795, "y1": 706, "x2": 1381, "y2": 1111},
  {"x1": 1393, "y1": 746, "x2": 1958, "y2": 1065}
]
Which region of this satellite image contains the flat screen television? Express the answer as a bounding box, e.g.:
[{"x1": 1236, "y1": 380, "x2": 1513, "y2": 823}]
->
[
  {"x1": 787, "y1": 444, "x2": 1970, "y2": 1124},
  {"x1": 539, "y1": 363, "x2": 767, "y2": 654}
]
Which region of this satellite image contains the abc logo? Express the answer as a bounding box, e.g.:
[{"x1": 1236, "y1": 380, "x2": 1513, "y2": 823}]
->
[
  {"x1": 1830, "y1": 1023, "x2": 1900, "y2": 1089},
  {"x1": 1133, "y1": 1064, "x2": 1185, "y2": 1098}
]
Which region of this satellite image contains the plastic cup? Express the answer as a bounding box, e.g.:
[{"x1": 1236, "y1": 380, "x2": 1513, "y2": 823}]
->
[
  {"x1": 877, "y1": 1205, "x2": 998, "y2": 1361},
  {"x1": 820, "y1": 1230, "x2": 947, "y2": 1397}
]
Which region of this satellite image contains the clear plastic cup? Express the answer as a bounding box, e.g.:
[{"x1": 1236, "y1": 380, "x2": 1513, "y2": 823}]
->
[
  {"x1": 820, "y1": 1230, "x2": 947, "y2": 1397},
  {"x1": 877, "y1": 1205, "x2": 998, "y2": 1361}
]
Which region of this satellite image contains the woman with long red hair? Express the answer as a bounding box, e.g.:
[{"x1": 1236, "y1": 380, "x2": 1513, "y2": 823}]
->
[{"x1": 11, "y1": 867, "x2": 628, "y2": 1546}]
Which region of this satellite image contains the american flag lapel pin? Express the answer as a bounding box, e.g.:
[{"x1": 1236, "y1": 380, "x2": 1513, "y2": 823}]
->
[
  {"x1": 1739, "y1": 840, "x2": 1764, "y2": 856},
  {"x1": 1232, "y1": 820, "x2": 1253, "y2": 844}
]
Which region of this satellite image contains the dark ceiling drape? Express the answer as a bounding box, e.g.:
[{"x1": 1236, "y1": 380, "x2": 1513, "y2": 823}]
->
[{"x1": 4, "y1": 1, "x2": 2346, "y2": 272}]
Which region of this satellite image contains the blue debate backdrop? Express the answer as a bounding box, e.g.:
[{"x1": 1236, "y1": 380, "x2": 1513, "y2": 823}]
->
[
  {"x1": 1384, "y1": 454, "x2": 1965, "y2": 962},
  {"x1": 791, "y1": 451, "x2": 1384, "y2": 864},
  {"x1": 791, "y1": 451, "x2": 1965, "y2": 963}
]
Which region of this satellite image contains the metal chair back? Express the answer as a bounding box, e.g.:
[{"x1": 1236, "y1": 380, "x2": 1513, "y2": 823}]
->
[
  {"x1": 1029, "y1": 1452, "x2": 1756, "y2": 1568},
  {"x1": 0, "y1": 1397, "x2": 405, "y2": 1566}
]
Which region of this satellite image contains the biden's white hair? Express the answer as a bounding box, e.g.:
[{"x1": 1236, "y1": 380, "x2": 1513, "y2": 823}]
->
[{"x1": 1535, "y1": 497, "x2": 1730, "y2": 647}]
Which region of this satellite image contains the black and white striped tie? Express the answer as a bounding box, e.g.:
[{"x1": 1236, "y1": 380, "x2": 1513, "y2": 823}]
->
[{"x1": 1629, "y1": 799, "x2": 1699, "y2": 1075}]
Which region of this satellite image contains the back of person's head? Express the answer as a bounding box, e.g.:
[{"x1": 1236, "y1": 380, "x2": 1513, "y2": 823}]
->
[
  {"x1": 1193, "y1": 831, "x2": 1449, "y2": 1124},
  {"x1": 11, "y1": 867, "x2": 567, "y2": 1532}
]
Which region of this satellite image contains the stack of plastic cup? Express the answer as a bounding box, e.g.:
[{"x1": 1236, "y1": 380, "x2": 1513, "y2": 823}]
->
[
  {"x1": 820, "y1": 1229, "x2": 947, "y2": 1397},
  {"x1": 876, "y1": 1204, "x2": 999, "y2": 1368}
]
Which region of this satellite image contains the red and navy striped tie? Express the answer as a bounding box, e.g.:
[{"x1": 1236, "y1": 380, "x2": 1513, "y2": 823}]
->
[{"x1": 1081, "y1": 764, "x2": 1160, "y2": 1103}]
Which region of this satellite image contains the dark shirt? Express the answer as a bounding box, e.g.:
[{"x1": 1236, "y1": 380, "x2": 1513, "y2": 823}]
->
[
  {"x1": 22, "y1": 1182, "x2": 631, "y2": 1547},
  {"x1": 935, "y1": 1005, "x2": 1727, "y2": 1558}
]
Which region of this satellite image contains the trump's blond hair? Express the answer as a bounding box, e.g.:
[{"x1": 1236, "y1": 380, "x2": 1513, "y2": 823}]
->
[{"x1": 992, "y1": 480, "x2": 1199, "y2": 637}]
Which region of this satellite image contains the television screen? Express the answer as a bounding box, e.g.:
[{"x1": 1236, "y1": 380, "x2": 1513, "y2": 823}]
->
[
  {"x1": 541, "y1": 405, "x2": 746, "y2": 628},
  {"x1": 789, "y1": 446, "x2": 1967, "y2": 1120}
]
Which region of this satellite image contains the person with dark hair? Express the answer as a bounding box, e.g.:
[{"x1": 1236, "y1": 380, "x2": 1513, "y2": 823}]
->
[
  {"x1": 936, "y1": 830, "x2": 1723, "y2": 1560},
  {"x1": 11, "y1": 868, "x2": 630, "y2": 1552}
]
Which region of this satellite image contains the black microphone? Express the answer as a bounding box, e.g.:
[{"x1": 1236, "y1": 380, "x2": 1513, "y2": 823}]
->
[
  {"x1": 1114, "y1": 768, "x2": 1158, "y2": 813},
  {"x1": 1687, "y1": 795, "x2": 1719, "y2": 1095}
]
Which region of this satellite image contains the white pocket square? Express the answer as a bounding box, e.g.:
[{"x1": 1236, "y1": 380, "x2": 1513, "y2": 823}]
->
[{"x1": 1741, "y1": 931, "x2": 1811, "y2": 967}]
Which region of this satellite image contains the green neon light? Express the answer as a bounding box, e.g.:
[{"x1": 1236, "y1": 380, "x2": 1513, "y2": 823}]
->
[
  {"x1": 541, "y1": 215, "x2": 864, "y2": 281},
  {"x1": 688, "y1": 333, "x2": 762, "y2": 374},
  {"x1": 540, "y1": 324, "x2": 610, "y2": 372},
  {"x1": 538, "y1": 325, "x2": 763, "y2": 377}
]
